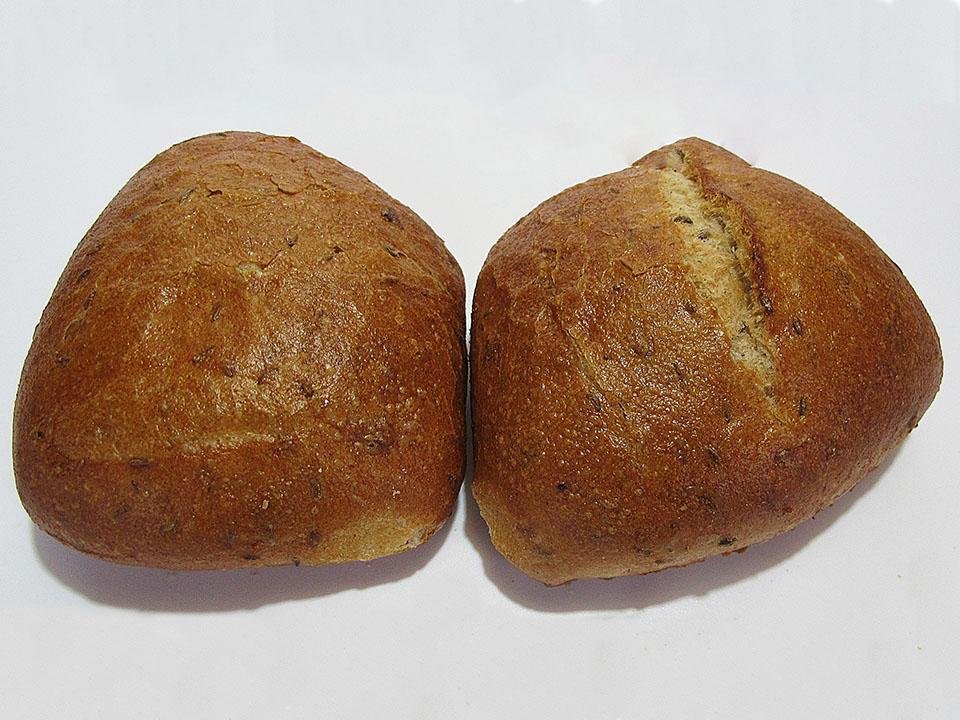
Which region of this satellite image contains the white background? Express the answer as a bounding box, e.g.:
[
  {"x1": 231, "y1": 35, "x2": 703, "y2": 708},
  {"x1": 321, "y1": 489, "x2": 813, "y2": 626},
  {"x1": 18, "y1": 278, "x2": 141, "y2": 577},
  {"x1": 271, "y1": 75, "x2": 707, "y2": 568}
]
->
[{"x1": 2, "y1": 2, "x2": 958, "y2": 718}]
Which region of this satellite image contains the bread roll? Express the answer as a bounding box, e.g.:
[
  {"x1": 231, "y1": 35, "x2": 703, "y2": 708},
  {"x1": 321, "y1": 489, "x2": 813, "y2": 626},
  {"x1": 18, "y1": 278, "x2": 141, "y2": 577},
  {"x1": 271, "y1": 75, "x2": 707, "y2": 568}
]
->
[
  {"x1": 14, "y1": 131, "x2": 466, "y2": 569},
  {"x1": 471, "y1": 138, "x2": 941, "y2": 585}
]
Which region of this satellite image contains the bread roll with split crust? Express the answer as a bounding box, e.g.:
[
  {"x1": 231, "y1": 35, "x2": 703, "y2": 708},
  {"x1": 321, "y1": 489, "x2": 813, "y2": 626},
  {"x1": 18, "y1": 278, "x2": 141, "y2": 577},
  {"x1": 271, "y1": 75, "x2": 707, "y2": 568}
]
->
[{"x1": 470, "y1": 138, "x2": 941, "y2": 585}]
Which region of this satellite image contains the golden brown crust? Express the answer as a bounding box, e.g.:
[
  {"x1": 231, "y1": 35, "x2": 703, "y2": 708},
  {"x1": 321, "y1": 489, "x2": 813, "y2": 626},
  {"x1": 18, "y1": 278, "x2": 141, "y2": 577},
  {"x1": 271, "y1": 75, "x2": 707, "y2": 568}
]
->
[
  {"x1": 471, "y1": 137, "x2": 942, "y2": 585},
  {"x1": 14, "y1": 131, "x2": 466, "y2": 569}
]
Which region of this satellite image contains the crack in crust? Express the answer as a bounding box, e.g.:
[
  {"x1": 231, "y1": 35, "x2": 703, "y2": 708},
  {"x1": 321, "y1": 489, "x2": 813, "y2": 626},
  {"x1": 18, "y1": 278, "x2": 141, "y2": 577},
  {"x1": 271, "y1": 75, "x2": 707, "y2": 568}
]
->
[
  {"x1": 659, "y1": 148, "x2": 779, "y2": 400},
  {"x1": 553, "y1": 307, "x2": 622, "y2": 416}
]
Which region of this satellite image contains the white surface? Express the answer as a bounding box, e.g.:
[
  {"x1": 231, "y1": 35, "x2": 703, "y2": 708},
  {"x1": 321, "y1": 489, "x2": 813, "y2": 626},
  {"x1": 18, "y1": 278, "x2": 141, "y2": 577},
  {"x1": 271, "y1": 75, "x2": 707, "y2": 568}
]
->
[{"x1": 1, "y1": 2, "x2": 958, "y2": 718}]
